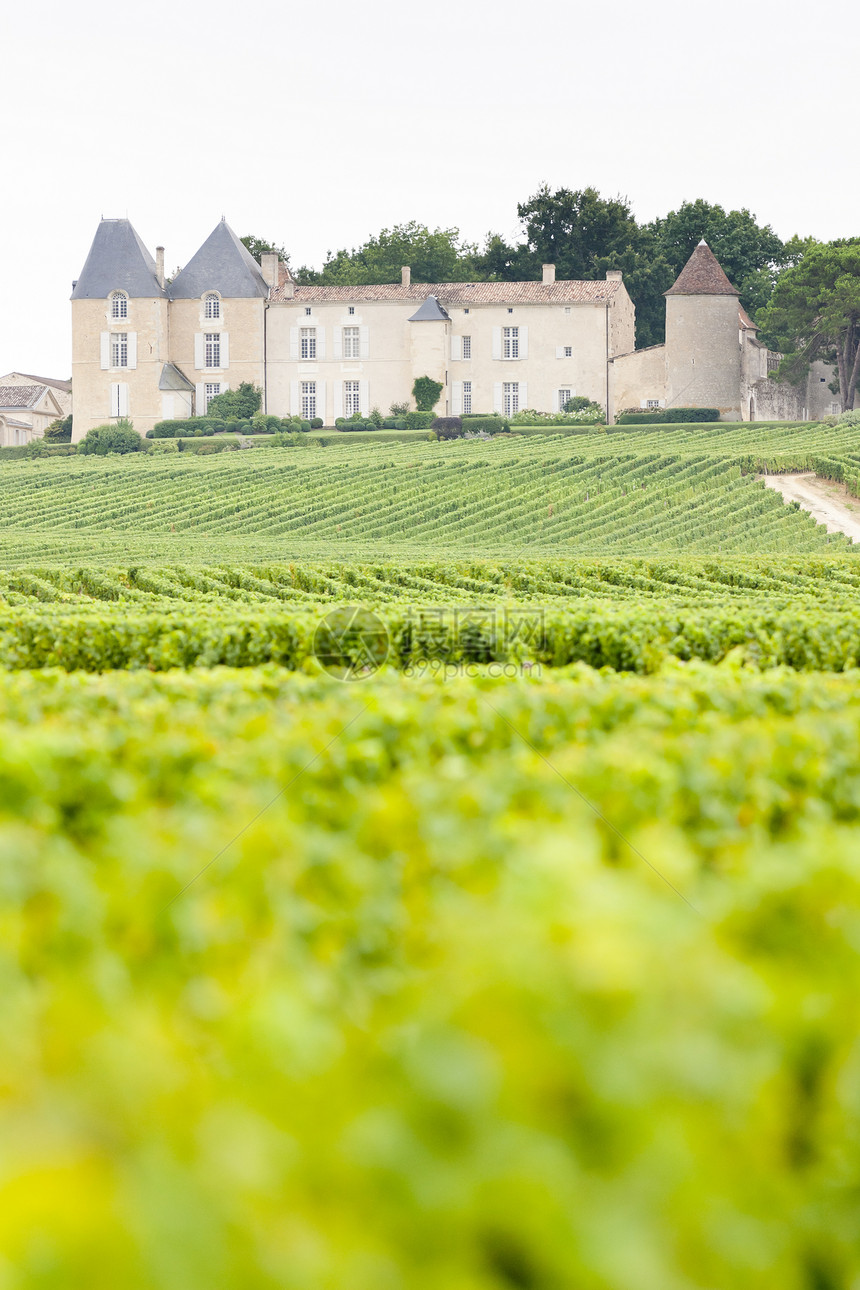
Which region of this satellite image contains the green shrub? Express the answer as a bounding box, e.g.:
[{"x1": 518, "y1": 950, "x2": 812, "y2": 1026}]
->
[
  {"x1": 432, "y1": 416, "x2": 463, "y2": 440},
  {"x1": 205, "y1": 382, "x2": 262, "y2": 420},
  {"x1": 512, "y1": 404, "x2": 604, "y2": 426},
  {"x1": 389, "y1": 401, "x2": 410, "y2": 416},
  {"x1": 148, "y1": 419, "x2": 218, "y2": 439},
  {"x1": 616, "y1": 407, "x2": 720, "y2": 424},
  {"x1": 412, "y1": 376, "x2": 443, "y2": 412},
  {"x1": 77, "y1": 421, "x2": 145, "y2": 455},
  {"x1": 310, "y1": 417, "x2": 324, "y2": 429},
  {"x1": 44, "y1": 415, "x2": 73, "y2": 443},
  {"x1": 406, "y1": 411, "x2": 436, "y2": 430},
  {"x1": 461, "y1": 415, "x2": 507, "y2": 435}
]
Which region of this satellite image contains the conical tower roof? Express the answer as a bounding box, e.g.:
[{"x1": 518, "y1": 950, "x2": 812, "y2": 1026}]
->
[
  {"x1": 71, "y1": 218, "x2": 166, "y2": 299},
  {"x1": 665, "y1": 240, "x2": 739, "y2": 297},
  {"x1": 408, "y1": 295, "x2": 450, "y2": 321},
  {"x1": 170, "y1": 220, "x2": 269, "y2": 299}
]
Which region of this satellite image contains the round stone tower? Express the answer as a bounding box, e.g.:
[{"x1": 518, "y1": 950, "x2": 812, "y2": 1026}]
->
[{"x1": 664, "y1": 240, "x2": 741, "y2": 420}]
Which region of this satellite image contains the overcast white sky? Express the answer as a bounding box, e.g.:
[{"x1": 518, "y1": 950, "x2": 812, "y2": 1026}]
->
[{"x1": 2, "y1": 0, "x2": 857, "y2": 378}]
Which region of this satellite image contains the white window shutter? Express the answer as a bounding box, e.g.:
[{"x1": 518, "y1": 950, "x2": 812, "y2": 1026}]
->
[
  {"x1": 290, "y1": 380, "x2": 300, "y2": 415},
  {"x1": 333, "y1": 327, "x2": 342, "y2": 359},
  {"x1": 162, "y1": 394, "x2": 174, "y2": 420},
  {"x1": 359, "y1": 380, "x2": 369, "y2": 416},
  {"x1": 100, "y1": 333, "x2": 110, "y2": 369},
  {"x1": 451, "y1": 336, "x2": 462, "y2": 361},
  {"x1": 556, "y1": 346, "x2": 564, "y2": 359},
  {"x1": 640, "y1": 400, "x2": 647, "y2": 408},
  {"x1": 452, "y1": 381, "x2": 463, "y2": 415},
  {"x1": 493, "y1": 382, "x2": 503, "y2": 413},
  {"x1": 195, "y1": 383, "x2": 206, "y2": 414},
  {"x1": 659, "y1": 399, "x2": 666, "y2": 408},
  {"x1": 316, "y1": 329, "x2": 326, "y2": 360},
  {"x1": 194, "y1": 334, "x2": 205, "y2": 369},
  {"x1": 315, "y1": 380, "x2": 326, "y2": 422},
  {"x1": 220, "y1": 333, "x2": 229, "y2": 368},
  {"x1": 492, "y1": 327, "x2": 502, "y2": 360},
  {"x1": 110, "y1": 382, "x2": 119, "y2": 416},
  {"x1": 519, "y1": 327, "x2": 528, "y2": 360},
  {"x1": 359, "y1": 326, "x2": 369, "y2": 359},
  {"x1": 519, "y1": 382, "x2": 528, "y2": 408},
  {"x1": 333, "y1": 381, "x2": 343, "y2": 420},
  {"x1": 290, "y1": 327, "x2": 299, "y2": 360},
  {"x1": 126, "y1": 332, "x2": 137, "y2": 369}
]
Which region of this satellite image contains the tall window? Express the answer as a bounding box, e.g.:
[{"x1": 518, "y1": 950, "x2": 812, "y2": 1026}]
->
[
  {"x1": 205, "y1": 333, "x2": 221, "y2": 368},
  {"x1": 344, "y1": 381, "x2": 361, "y2": 416},
  {"x1": 343, "y1": 327, "x2": 360, "y2": 359},
  {"x1": 463, "y1": 381, "x2": 472, "y2": 415},
  {"x1": 462, "y1": 335, "x2": 472, "y2": 359},
  {"x1": 302, "y1": 381, "x2": 317, "y2": 419},
  {"x1": 204, "y1": 382, "x2": 221, "y2": 412},
  {"x1": 503, "y1": 326, "x2": 519, "y2": 359},
  {"x1": 558, "y1": 388, "x2": 572, "y2": 411},
  {"x1": 301, "y1": 327, "x2": 317, "y2": 359},
  {"x1": 646, "y1": 399, "x2": 660, "y2": 409},
  {"x1": 111, "y1": 332, "x2": 128, "y2": 367},
  {"x1": 503, "y1": 382, "x2": 519, "y2": 417},
  {"x1": 204, "y1": 293, "x2": 220, "y2": 319},
  {"x1": 110, "y1": 291, "x2": 128, "y2": 319},
  {"x1": 348, "y1": 306, "x2": 355, "y2": 315}
]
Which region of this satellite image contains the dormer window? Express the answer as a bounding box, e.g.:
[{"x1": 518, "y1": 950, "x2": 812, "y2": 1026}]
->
[
  {"x1": 204, "y1": 293, "x2": 221, "y2": 320},
  {"x1": 110, "y1": 291, "x2": 128, "y2": 320}
]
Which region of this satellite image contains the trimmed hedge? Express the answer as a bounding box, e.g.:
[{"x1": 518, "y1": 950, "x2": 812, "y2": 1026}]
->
[
  {"x1": 148, "y1": 415, "x2": 305, "y2": 439},
  {"x1": 431, "y1": 417, "x2": 463, "y2": 440},
  {"x1": 405, "y1": 411, "x2": 436, "y2": 430},
  {"x1": 461, "y1": 415, "x2": 508, "y2": 434},
  {"x1": 616, "y1": 407, "x2": 720, "y2": 424}
]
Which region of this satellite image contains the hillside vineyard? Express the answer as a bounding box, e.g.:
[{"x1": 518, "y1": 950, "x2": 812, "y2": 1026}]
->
[{"x1": 4, "y1": 420, "x2": 860, "y2": 1287}]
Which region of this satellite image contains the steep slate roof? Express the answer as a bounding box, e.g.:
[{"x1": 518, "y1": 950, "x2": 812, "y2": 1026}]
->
[
  {"x1": 408, "y1": 295, "x2": 450, "y2": 321},
  {"x1": 71, "y1": 219, "x2": 166, "y2": 299},
  {"x1": 269, "y1": 279, "x2": 624, "y2": 306},
  {"x1": 158, "y1": 363, "x2": 195, "y2": 392},
  {"x1": 170, "y1": 220, "x2": 269, "y2": 299},
  {"x1": 0, "y1": 383, "x2": 49, "y2": 409},
  {"x1": 665, "y1": 241, "x2": 739, "y2": 297}
]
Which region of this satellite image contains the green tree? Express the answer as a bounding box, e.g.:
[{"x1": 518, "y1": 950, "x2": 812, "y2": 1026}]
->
[
  {"x1": 205, "y1": 383, "x2": 262, "y2": 419},
  {"x1": 44, "y1": 415, "x2": 72, "y2": 443},
  {"x1": 77, "y1": 421, "x2": 144, "y2": 455},
  {"x1": 412, "y1": 376, "x2": 443, "y2": 411},
  {"x1": 475, "y1": 186, "x2": 674, "y2": 347},
  {"x1": 295, "y1": 222, "x2": 480, "y2": 285},
  {"x1": 755, "y1": 241, "x2": 860, "y2": 410},
  {"x1": 240, "y1": 235, "x2": 289, "y2": 265},
  {"x1": 648, "y1": 199, "x2": 789, "y2": 321}
]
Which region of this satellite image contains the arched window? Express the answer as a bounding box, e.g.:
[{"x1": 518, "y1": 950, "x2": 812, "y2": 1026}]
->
[
  {"x1": 204, "y1": 293, "x2": 221, "y2": 319},
  {"x1": 110, "y1": 291, "x2": 128, "y2": 319}
]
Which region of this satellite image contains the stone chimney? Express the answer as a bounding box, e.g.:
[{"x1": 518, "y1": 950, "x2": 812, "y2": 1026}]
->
[
  {"x1": 542, "y1": 263, "x2": 555, "y2": 284},
  {"x1": 260, "y1": 252, "x2": 279, "y2": 288},
  {"x1": 606, "y1": 269, "x2": 623, "y2": 282},
  {"x1": 155, "y1": 246, "x2": 165, "y2": 289},
  {"x1": 402, "y1": 265, "x2": 411, "y2": 287}
]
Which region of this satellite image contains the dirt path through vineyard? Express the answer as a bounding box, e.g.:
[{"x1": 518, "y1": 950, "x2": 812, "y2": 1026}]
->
[{"x1": 760, "y1": 472, "x2": 860, "y2": 543}]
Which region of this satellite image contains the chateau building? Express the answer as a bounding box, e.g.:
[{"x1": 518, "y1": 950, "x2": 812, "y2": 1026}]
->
[
  {"x1": 69, "y1": 219, "x2": 840, "y2": 442},
  {"x1": 0, "y1": 374, "x2": 70, "y2": 446}
]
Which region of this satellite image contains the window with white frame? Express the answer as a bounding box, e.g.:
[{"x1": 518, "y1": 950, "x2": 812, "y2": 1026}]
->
[
  {"x1": 204, "y1": 293, "x2": 220, "y2": 319},
  {"x1": 110, "y1": 332, "x2": 128, "y2": 367},
  {"x1": 204, "y1": 382, "x2": 221, "y2": 412},
  {"x1": 503, "y1": 326, "x2": 519, "y2": 359},
  {"x1": 344, "y1": 381, "x2": 361, "y2": 416},
  {"x1": 305, "y1": 307, "x2": 312, "y2": 316},
  {"x1": 348, "y1": 306, "x2": 355, "y2": 315},
  {"x1": 646, "y1": 399, "x2": 660, "y2": 409},
  {"x1": 558, "y1": 388, "x2": 572, "y2": 411},
  {"x1": 462, "y1": 381, "x2": 472, "y2": 415},
  {"x1": 564, "y1": 346, "x2": 572, "y2": 358},
  {"x1": 503, "y1": 382, "x2": 519, "y2": 416},
  {"x1": 343, "y1": 327, "x2": 360, "y2": 359},
  {"x1": 563, "y1": 306, "x2": 571, "y2": 315},
  {"x1": 301, "y1": 381, "x2": 317, "y2": 419},
  {"x1": 300, "y1": 327, "x2": 317, "y2": 359},
  {"x1": 205, "y1": 333, "x2": 221, "y2": 368},
  {"x1": 462, "y1": 335, "x2": 472, "y2": 359},
  {"x1": 110, "y1": 291, "x2": 128, "y2": 319}
]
